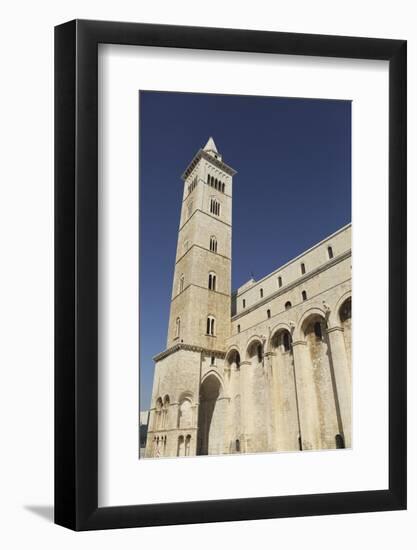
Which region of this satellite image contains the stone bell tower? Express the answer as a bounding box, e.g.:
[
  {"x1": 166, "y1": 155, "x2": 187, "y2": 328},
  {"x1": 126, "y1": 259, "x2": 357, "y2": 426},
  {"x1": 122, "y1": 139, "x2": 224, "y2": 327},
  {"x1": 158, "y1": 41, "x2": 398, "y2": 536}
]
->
[{"x1": 145, "y1": 137, "x2": 237, "y2": 458}]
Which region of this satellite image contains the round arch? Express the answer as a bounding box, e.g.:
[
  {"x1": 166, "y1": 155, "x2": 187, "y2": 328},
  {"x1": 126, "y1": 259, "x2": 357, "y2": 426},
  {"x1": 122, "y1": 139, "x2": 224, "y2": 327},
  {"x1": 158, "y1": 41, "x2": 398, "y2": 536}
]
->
[
  {"x1": 295, "y1": 306, "x2": 328, "y2": 341},
  {"x1": 331, "y1": 291, "x2": 352, "y2": 327}
]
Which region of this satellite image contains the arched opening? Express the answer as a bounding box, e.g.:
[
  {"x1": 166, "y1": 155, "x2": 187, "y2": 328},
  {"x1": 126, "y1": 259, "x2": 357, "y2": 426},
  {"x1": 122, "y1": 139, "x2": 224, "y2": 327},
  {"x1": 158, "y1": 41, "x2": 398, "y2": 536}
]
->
[
  {"x1": 335, "y1": 433, "x2": 345, "y2": 449},
  {"x1": 226, "y1": 349, "x2": 241, "y2": 370},
  {"x1": 260, "y1": 288, "x2": 263, "y2": 298},
  {"x1": 209, "y1": 236, "x2": 217, "y2": 253},
  {"x1": 178, "y1": 397, "x2": 192, "y2": 429},
  {"x1": 302, "y1": 290, "x2": 307, "y2": 301},
  {"x1": 185, "y1": 435, "x2": 191, "y2": 456},
  {"x1": 339, "y1": 297, "x2": 352, "y2": 367},
  {"x1": 162, "y1": 395, "x2": 170, "y2": 428},
  {"x1": 271, "y1": 329, "x2": 292, "y2": 353},
  {"x1": 267, "y1": 309, "x2": 271, "y2": 319},
  {"x1": 303, "y1": 313, "x2": 340, "y2": 448},
  {"x1": 301, "y1": 262, "x2": 306, "y2": 275},
  {"x1": 177, "y1": 435, "x2": 185, "y2": 456},
  {"x1": 278, "y1": 276, "x2": 283, "y2": 288},
  {"x1": 247, "y1": 340, "x2": 263, "y2": 365},
  {"x1": 206, "y1": 316, "x2": 215, "y2": 336},
  {"x1": 197, "y1": 375, "x2": 222, "y2": 455},
  {"x1": 328, "y1": 246, "x2": 334, "y2": 259},
  {"x1": 285, "y1": 301, "x2": 292, "y2": 310},
  {"x1": 235, "y1": 439, "x2": 241, "y2": 452}
]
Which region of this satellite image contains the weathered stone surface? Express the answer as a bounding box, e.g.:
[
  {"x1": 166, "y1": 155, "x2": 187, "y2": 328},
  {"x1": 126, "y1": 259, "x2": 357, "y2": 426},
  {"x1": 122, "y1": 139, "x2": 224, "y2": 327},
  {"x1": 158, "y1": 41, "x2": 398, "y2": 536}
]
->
[{"x1": 145, "y1": 139, "x2": 351, "y2": 459}]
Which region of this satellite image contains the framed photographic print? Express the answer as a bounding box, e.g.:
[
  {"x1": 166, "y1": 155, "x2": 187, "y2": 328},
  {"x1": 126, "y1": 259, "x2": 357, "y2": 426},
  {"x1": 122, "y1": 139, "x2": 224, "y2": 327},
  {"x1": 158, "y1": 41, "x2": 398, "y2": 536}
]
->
[{"x1": 55, "y1": 20, "x2": 406, "y2": 530}]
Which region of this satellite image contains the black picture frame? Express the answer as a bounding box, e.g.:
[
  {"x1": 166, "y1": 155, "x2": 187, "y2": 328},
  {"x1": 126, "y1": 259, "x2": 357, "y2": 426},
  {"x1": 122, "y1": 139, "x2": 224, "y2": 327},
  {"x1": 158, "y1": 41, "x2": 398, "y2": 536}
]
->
[{"x1": 55, "y1": 19, "x2": 407, "y2": 531}]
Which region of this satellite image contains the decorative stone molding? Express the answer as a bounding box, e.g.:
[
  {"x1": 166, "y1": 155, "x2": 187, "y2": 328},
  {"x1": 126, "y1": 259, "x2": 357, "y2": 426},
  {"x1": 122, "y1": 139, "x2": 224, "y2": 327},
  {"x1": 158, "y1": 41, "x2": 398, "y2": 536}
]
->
[
  {"x1": 153, "y1": 343, "x2": 226, "y2": 362},
  {"x1": 326, "y1": 325, "x2": 344, "y2": 334},
  {"x1": 291, "y1": 340, "x2": 307, "y2": 347}
]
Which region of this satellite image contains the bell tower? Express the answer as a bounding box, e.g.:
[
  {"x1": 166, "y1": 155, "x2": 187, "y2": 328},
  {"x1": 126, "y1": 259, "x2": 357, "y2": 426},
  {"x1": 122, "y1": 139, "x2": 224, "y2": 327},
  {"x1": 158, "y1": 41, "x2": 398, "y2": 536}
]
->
[
  {"x1": 145, "y1": 138, "x2": 237, "y2": 458},
  {"x1": 167, "y1": 137, "x2": 236, "y2": 350}
]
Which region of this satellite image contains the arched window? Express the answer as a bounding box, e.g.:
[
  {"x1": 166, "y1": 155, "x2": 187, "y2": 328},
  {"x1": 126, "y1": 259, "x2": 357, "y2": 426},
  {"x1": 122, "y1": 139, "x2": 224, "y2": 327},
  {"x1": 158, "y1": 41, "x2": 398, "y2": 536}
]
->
[
  {"x1": 210, "y1": 198, "x2": 220, "y2": 216},
  {"x1": 301, "y1": 262, "x2": 306, "y2": 275},
  {"x1": 207, "y1": 174, "x2": 210, "y2": 184},
  {"x1": 335, "y1": 434, "x2": 345, "y2": 449},
  {"x1": 208, "y1": 272, "x2": 216, "y2": 291},
  {"x1": 162, "y1": 395, "x2": 170, "y2": 428},
  {"x1": 206, "y1": 316, "x2": 215, "y2": 336},
  {"x1": 178, "y1": 398, "x2": 192, "y2": 429},
  {"x1": 211, "y1": 355, "x2": 215, "y2": 365},
  {"x1": 285, "y1": 301, "x2": 292, "y2": 310},
  {"x1": 260, "y1": 288, "x2": 263, "y2": 298},
  {"x1": 278, "y1": 276, "x2": 282, "y2": 288},
  {"x1": 267, "y1": 309, "x2": 271, "y2": 319},
  {"x1": 242, "y1": 299, "x2": 246, "y2": 309},
  {"x1": 222, "y1": 182, "x2": 225, "y2": 193},
  {"x1": 314, "y1": 321, "x2": 322, "y2": 339},
  {"x1": 237, "y1": 324, "x2": 240, "y2": 333},
  {"x1": 328, "y1": 246, "x2": 334, "y2": 259},
  {"x1": 179, "y1": 274, "x2": 184, "y2": 293},
  {"x1": 209, "y1": 236, "x2": 217, "y2": 253},
  {"x1": 302, "y1": 290, "x2": 307, "y2": 301},
  {"x1": 235, "y1": 439, "x2": 241, "y2": 452},
  {"x1": 185, "y1": 435, "x2": 191, "y2": 456},
  {"x1": 283, "y1": 332, "x2": 291, "y2": 352},
  {"x1": 215, "y1": 178, "x2": 218, "y2": 190},
  {"x1": 175, "y1": 317, "x2": 181, "y2": 338}
]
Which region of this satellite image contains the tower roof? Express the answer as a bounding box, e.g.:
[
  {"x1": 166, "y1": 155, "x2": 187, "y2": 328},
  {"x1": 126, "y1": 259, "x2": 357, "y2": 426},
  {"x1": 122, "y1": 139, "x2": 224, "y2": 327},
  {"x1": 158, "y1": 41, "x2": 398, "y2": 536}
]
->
[
  {"x1": 181, "y1": 137, "x2": 237, "y2": 180},
  {"x1": 203, "y1": 136, "x2": 218, "y2": 154}
]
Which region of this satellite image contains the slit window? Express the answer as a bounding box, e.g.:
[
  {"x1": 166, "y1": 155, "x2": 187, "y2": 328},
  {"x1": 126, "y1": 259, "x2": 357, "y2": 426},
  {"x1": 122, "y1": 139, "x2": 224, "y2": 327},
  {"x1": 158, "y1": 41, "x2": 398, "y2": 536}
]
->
[
  {"x1": 260, "y1": 288, "x2": 263, "y2": 298},
  {"x1": 237, "y1": 324, "x2": 240, "y2": 333},
  {"x1": 302, "y1": 290, "x2": 307, "y2": 301},
  {"x1": 278, "y1": 276, "x2": 282, "y2": 288},
  {"x1": 328, "y1": 246, "x2": 334, "y2": 259},
  {"x1": 301, "y1": 262, "x2": 306, "y2": 275},
  {"x1": 242, "y1": 299, "x2": 246, "y2": 309},
  {"x1": 267, "y1": 309, "x2": 271, "y2": 319}
]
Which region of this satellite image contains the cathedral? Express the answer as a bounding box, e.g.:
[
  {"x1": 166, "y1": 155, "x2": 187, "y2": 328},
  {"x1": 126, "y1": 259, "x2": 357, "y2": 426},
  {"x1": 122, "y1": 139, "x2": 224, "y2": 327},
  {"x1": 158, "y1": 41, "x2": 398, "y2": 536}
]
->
[{"x1": 144, "y1": 137, "x2": 351, "y2": 458}]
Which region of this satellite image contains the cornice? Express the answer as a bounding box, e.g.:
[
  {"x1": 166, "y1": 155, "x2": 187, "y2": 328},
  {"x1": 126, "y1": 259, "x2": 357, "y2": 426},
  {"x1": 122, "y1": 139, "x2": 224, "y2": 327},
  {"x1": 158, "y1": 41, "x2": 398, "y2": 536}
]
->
[{"x1": 153, "y1": 342, "x2": 226, "y2": 362}]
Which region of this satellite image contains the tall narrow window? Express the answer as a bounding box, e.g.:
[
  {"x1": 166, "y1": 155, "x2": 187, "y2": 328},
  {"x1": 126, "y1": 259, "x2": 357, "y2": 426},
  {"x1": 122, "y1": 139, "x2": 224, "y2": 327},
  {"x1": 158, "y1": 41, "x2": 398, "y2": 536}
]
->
[
  {"x1": 175, "y1": 317, "x2": 181, "y2": 338},
  {"x1": 179, "y1": 274, "x2": 184, "y2": 293},
  {"x1": 302, "y1": 290, "x2": 307, "y2": 301},
  {"x1": 301, "y1": 262, "x2": 306, "y2": 275},
  {"x1": 210, "y1": 198, "x2": 220, "y2": 216},
  {"x1": 208, "y1": 272, "x2": 216, "y2": 291},
  {"x1": 267, "y1": 309, "x2": 271, "y2": 319},
  {"x1": 210, "y1": 236, "x2": 217, "y2": 253},
  {"x1": 278, "y1": 276, "x2": 282, "y2": 288},
  {"x1": 285, "y1": 301, "x2": 292, "y2": 310},
  {"x1": 207, "y1": 174, "x2": 210, "y2": 184},
  {"x1": 242, "y1": 299, "x2": 246, "y2": 308},
  {"x1": 185, "y1": 435, "x2": 191, "y2": 456},
  {"x1": 235, "y1": 439, "x2": 241, "y2": 452},
  {"x1": 188, "y1": 200, "x2": 193, "y2": 218},
  {"x1": 222, "y1": 182, "x2": 225, "y2": 193},
  {"x1": 328, "y1": 246, "x2": 334, "y2": 259},
  {"x1": 260, "y1": 288, "x2": 263, "y2": 298},
  {"x1": 237, "y1": 324, "x2": 240, "y2": 333},
  {"x1": 206, "y1": 316, "x2": 215, "y2": 336}
]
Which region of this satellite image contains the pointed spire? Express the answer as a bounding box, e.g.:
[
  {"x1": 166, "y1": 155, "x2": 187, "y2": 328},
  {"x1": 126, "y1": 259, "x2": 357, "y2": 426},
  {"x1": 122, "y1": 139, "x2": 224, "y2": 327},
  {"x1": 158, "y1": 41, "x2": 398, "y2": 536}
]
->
[{"x1": 203, "y1": 136, "x2": 218, "y2": 154}]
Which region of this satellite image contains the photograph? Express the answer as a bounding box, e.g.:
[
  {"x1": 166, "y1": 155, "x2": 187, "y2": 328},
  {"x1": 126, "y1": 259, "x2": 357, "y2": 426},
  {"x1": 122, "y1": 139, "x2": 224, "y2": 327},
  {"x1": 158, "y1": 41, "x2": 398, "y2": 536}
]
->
[{"x1": 139, "y1": 91, "x2": 352, "y2": 459}]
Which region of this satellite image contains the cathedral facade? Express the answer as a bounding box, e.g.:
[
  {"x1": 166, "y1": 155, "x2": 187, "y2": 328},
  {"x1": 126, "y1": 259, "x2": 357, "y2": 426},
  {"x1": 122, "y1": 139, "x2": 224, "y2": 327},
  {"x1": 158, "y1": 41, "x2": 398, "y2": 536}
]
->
[{"x1": 144, "y1": 138, "x2": 351, "y2": 458}]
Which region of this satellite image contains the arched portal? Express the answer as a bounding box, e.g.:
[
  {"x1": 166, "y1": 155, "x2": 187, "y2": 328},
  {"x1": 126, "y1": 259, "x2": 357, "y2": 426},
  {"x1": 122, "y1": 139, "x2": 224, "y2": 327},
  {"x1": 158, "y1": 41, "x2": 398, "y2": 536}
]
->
[{"x1": 197, "y1": 375, "x2": 224, "y2": 455}]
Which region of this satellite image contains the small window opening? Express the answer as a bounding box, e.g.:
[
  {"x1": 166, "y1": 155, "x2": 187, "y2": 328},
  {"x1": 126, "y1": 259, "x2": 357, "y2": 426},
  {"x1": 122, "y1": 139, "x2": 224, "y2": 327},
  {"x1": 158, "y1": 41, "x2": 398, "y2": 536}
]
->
[
  {"x1": 278, "y1": 276, "x2": 282, "y2": 288},
  {"x1": 335, "y1": 434, "x2": 345, "y2": 449},
  {"x1": 267, "y1": 309, "x2": 271, "y2": 319},
  {"x1": 302, "y1": 290, "x2": 307, "y2": 301},
  {"x1": 314, "y1": 321, "x2": 322, "y2": 339},
  {"x1": 328, "y1": 246, "x2": 334, "y2": 259},
  {"x1": 285, "y1": 301, "x2": 292, "y2": 310},
  {"x1": 301, "y1": 262, "x2": 306, "y2": 275}
]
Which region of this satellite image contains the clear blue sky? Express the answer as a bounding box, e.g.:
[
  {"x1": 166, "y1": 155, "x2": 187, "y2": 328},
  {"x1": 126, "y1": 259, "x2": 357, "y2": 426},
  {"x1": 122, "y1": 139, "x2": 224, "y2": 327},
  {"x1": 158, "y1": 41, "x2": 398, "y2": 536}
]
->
[{"x1": 139, "y1": 91, "x2": 351, "y2": 410}]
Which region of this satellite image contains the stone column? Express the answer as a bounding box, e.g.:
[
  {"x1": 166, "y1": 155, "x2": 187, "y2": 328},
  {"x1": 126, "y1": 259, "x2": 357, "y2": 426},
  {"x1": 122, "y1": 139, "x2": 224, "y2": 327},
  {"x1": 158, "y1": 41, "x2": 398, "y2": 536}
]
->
[
  {"x1": 263, "y1": 352, "x2": 276, "y2": 451},
  {"x1": 291, "y1": 340, "x2": 321, "y2": 450},
  {"x1": 326, "y1": 326, "x2": 352, "y2": 448},
  {"x1": 239, "y1": 360, "x2": 252, "y2": 452}
]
